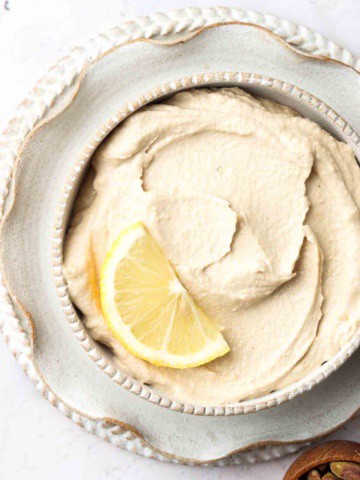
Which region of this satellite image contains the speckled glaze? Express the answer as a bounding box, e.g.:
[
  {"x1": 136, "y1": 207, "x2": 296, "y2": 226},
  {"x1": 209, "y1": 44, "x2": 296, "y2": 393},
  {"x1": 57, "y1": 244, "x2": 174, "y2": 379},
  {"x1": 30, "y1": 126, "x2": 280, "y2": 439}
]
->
[{"x1": 0, "y1": 9, "x2": 360, "y2": 465}]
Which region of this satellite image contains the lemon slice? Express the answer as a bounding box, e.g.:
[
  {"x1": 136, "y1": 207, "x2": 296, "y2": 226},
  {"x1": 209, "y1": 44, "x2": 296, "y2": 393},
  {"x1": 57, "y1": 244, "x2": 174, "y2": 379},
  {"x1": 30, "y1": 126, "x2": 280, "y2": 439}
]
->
[{"x1": 100, "y1": 222, "x2": 230, "y2": 368}]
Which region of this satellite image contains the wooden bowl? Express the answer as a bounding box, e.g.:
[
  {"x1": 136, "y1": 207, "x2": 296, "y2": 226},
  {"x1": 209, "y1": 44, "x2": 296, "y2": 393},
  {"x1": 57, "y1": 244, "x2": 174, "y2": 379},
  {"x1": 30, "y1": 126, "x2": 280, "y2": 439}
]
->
[{"x1": 284, "y1": 440, "x2": 360, "y2": 480}]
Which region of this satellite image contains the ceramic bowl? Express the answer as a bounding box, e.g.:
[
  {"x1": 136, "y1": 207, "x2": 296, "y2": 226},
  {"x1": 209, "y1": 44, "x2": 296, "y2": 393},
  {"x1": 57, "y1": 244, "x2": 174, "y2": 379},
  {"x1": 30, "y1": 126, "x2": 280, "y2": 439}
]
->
[{"x1": 52, "y1": 67, "x2": 360, "y2": 416}]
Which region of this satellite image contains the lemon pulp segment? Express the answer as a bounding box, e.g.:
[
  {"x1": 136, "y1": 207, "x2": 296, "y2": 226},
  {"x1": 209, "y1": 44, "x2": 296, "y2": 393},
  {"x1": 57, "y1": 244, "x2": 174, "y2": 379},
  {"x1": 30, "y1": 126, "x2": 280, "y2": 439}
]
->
[{"x1": 100, "y1": 222, "x2": 229, "y2": 368}]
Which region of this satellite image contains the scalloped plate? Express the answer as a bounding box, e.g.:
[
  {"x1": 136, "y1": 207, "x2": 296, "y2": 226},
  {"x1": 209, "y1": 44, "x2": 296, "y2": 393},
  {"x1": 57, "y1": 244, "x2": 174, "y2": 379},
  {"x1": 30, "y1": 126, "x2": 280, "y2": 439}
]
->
[{"x1": 0, "y1": 9, "x2": 359, "y2": 465}]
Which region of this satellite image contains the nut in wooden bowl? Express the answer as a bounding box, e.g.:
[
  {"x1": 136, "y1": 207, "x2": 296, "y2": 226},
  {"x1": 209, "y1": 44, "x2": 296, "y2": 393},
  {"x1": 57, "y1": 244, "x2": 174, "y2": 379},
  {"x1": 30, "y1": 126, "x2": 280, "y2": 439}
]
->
[{"x1": 284, "y1": 441, "x2": 360, "y2": 480}]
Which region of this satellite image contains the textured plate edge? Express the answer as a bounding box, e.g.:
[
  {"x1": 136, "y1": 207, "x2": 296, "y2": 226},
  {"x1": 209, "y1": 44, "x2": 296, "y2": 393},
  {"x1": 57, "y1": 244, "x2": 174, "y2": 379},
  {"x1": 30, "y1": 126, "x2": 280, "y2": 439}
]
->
[{"x1": 0, "y1": 6, "x2": 359, "y2": 465}]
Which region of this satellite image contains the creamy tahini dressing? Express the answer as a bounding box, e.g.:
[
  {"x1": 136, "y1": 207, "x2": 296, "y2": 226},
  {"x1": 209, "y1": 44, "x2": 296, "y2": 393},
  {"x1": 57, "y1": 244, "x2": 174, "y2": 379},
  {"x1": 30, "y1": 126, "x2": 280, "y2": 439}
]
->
[{"x1": 64, "y1": 88, "x2": 360, "y2": 404}]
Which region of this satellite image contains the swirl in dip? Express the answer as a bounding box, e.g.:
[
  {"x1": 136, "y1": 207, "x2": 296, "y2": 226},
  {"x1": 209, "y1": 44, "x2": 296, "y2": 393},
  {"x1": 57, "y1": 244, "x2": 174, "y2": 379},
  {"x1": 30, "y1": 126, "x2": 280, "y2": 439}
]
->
[{"x1": 64, "y1": 88, "x2": 360, "y2": 405}]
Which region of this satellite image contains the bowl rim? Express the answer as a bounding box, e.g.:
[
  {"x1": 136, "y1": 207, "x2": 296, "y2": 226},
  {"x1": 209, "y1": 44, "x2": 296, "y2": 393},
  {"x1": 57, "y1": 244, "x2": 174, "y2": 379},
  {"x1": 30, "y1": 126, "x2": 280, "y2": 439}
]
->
[{"x1": 52, "y1": 70, "x2": 360, "y2": 416}]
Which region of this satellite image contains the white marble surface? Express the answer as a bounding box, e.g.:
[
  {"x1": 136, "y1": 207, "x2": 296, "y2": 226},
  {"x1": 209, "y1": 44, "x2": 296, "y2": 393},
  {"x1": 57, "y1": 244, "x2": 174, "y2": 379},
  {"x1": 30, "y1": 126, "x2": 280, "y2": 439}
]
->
[{"x1": 0, "y1": 1, "x2": 359, "y2": 478}]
